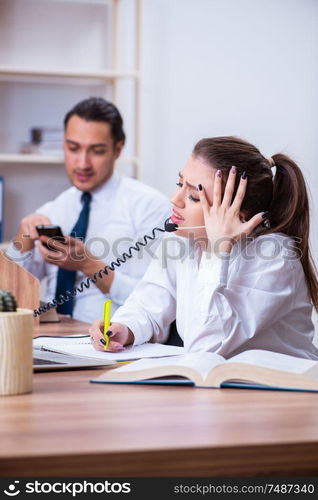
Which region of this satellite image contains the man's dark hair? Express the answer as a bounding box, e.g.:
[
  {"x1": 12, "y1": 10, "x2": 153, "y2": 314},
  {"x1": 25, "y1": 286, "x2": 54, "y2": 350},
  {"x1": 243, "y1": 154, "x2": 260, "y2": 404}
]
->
[{"x1": 64, "y1": 97, "x2": 126, "y2": 144}]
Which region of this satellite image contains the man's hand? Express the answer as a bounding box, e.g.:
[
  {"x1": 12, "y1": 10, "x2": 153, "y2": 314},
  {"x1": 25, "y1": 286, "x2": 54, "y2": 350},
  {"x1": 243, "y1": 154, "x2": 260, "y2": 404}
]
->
[
  {"x1": 38, "y1": 235, "x2": 115, "y2": 293},
  {"x1": 38, "y1": 235, "x2": 91, "y2": 271},
  {"x1": 14, "y1": 213, "x2": 52, "y2": 253}
]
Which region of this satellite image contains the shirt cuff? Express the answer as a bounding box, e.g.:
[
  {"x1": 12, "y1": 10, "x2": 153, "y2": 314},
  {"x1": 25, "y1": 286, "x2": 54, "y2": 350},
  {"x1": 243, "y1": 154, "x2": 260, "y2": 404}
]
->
[
  {"x1": 109, "y1": 270, "x2": 138, "y2": 306},
  {"x1": 198, "y1": 251, "x2": 230, "y2": 286},
  {"x1": 111, "y1": 308, "x2": 152, "y2": 346},
  {"x1": 4, "y1": 241, "x2": 33, "y2": 264}
]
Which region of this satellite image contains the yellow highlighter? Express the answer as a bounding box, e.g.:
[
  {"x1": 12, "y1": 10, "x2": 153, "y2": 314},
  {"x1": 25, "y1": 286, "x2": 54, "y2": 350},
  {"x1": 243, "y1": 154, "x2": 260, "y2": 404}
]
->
[{"x1": 103, "y1": 299, "x2": 112, "y2": 349}]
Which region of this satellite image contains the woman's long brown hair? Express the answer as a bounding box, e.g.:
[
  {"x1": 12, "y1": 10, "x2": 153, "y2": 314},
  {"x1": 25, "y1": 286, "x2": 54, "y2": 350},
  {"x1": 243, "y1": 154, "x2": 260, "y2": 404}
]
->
[{"x1": 193, "y1": 136, "x2": 318, "y2": 312}]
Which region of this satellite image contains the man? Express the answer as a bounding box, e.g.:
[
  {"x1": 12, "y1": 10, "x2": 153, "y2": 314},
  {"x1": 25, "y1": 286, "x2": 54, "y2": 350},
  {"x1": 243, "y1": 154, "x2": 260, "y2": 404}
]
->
[{"x1": 6, "y1": 98, "x2": 171, "y2": 323}]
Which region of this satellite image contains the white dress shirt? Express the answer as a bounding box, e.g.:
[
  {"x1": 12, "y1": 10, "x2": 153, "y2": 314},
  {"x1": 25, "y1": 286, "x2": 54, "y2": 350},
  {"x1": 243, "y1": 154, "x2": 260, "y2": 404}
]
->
[
  {"x1": 6, "y1": 171, "x2": 171, "y2": 323},
  {"x1": 112, "y1": 232, "x2": 318, "y2": 360}
]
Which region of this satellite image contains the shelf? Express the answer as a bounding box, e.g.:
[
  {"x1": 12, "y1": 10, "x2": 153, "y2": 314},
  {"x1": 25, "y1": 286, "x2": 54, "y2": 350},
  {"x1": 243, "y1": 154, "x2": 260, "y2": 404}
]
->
[
  {"x1": 0, "y1": 66, "x2": 140, "y2": 84},
  {"x1": 48, "y1": 0, "x2": 113, "y2": 4},
  {"x1": 0, "y1": 154, "x2": 139, "y2": 167},
  {"x1": 0, "y1": 154, "x2": 63, "y2": 165}
]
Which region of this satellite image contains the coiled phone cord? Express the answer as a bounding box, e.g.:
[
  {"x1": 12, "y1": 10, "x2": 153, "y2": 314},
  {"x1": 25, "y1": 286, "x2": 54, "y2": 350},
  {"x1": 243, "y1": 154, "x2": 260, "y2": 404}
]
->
[{"x1": 33, "y1": 218, "x2": 178, "y2": 317}]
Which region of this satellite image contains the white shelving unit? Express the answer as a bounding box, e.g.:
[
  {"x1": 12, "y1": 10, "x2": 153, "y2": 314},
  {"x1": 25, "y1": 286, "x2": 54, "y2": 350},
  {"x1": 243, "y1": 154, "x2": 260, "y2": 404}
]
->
[
  {"x1": 0, "y1": 153, "x2": 139, "y2": 166},
  {"x1": 0, "y1": 66, "x2": 139, "y2": 81},
  {"x1": 0, "y1": 0, "x2": 141, "y2": 241}
]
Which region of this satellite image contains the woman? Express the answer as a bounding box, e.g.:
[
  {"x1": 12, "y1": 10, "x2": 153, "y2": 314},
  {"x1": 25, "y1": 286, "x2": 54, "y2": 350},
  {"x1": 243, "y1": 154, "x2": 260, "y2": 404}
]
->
[{"x1": 90, "y1": 136, "x2": 318, "y2": 359}]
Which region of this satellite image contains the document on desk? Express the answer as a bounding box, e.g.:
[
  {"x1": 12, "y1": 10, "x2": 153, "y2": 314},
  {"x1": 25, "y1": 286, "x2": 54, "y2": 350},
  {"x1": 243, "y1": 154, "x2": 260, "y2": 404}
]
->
[{"x1": 33, "y1": 336, "x2": 184, "y2": 361}]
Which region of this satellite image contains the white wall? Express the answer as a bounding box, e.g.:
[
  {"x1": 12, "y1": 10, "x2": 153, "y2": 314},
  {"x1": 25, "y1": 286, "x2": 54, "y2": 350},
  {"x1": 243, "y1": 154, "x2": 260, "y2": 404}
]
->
[
  {"x1": 1, "y1": 0, "x2": 317, "y2": 329},
  {"x1": 140, "y1": 0, "x2": 318, "y2": 269}
]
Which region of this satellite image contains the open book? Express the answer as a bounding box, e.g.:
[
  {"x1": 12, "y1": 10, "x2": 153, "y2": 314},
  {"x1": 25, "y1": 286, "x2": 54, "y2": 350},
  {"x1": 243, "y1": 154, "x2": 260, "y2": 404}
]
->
[
  {"x1": 33, "y1": 335, "x2": 184, "y2": 362},
  {"x1": 91, "y1": 349, "x2": 318, "y2": 391}
]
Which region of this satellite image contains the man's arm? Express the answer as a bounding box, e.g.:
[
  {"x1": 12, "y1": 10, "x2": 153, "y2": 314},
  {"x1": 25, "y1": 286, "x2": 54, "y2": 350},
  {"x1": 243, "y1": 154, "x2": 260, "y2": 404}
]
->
[
  {"x1": 81, "y1": 256, "x2": 114, "y2": 293},
  {"x1": 5, "y1": 213, "x2": 53, "y2": 281},
  {"x1": 13, "y1": 213, "x2": 52, "y2": 253},
  {"x1": 38, "y1": 235, "x2": 115, "y2": 293}
]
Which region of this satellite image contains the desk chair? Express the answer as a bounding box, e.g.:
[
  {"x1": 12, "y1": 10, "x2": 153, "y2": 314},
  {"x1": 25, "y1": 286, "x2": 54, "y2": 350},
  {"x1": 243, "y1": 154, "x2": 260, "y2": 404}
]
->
[{"x1": 165, "y1": 320, "x2": 183, "y2": 346}]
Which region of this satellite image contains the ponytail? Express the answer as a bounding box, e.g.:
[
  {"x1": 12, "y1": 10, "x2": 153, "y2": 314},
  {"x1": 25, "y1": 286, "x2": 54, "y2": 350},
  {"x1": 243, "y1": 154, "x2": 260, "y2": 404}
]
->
[{"x1": 269, "y1": 153, "x2": 318, "y2": 311}]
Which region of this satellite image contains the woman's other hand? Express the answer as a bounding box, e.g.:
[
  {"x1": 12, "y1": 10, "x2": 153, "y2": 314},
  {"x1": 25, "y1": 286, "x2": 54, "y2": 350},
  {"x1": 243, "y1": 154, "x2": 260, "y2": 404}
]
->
[{"x1": 198, "y1": 167, "x2": 266, "y2": 253}]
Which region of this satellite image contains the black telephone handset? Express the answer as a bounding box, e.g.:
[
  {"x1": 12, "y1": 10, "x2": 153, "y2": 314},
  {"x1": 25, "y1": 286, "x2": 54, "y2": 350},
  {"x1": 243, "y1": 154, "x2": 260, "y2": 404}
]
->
[
  {"x1": 33, "y1": 218, "x2": 178, "y2": 317},
  {"x1": 36, "y1": 225, "x2": 66, "y2": 250}
]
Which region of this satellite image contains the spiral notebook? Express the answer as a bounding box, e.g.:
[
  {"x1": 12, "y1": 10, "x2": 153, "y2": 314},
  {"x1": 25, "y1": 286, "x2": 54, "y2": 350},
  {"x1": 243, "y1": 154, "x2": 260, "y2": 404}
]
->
[{"x1": 33, "y1": 335, "x2": 184, "y2": 363}]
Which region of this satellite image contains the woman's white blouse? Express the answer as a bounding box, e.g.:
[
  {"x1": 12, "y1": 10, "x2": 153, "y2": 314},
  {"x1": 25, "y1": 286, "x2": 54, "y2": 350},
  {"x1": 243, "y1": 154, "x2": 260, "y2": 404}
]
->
[{"x1": 111, "y1": 232, "x2": 318, "y2": 360}]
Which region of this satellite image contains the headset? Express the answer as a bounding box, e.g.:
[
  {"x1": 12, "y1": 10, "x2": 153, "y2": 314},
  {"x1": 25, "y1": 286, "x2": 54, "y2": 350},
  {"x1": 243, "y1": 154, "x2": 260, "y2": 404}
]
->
[{"x1": 33, "y1": 218, "x2": 205, "y2": 317}]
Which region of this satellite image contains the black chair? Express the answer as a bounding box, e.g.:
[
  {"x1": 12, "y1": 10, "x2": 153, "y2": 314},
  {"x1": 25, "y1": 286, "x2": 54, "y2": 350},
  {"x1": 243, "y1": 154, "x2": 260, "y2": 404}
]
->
[{"x1": 164, "y1": 320, "x2": 183, "y2": 346}]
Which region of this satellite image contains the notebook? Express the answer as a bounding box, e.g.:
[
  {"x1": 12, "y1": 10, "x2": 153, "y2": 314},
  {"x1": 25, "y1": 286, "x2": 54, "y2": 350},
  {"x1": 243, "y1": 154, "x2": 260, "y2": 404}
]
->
[{"x1": 33, "y1": 335, "x2": 184, "y2": 364}]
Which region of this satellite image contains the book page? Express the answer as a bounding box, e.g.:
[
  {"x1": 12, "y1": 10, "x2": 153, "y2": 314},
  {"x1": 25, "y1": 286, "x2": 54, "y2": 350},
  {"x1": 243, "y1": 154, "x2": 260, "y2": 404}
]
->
[
  {"x1": 173, "y1": 352, "x2": 225, "y2": 380},
  {"x1": 228, "y1": 350, "x2": 317, "y2": 374},
  {"x1": 100, "y1": 351, "x2": 225, "y2": 381},
  {"x1": 33, "y1": 337, "x2": 185, "y2": 361}
]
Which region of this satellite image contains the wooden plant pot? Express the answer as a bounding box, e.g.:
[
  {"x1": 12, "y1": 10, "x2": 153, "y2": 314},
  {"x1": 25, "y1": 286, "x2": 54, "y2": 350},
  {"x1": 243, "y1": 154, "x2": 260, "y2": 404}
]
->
[{"x1": 0, "y1": 308, "x2": 34, "y2": 396}]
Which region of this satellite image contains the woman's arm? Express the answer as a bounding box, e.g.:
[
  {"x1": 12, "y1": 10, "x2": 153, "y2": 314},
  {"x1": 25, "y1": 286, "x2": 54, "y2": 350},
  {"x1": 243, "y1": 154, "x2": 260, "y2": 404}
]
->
[
  {"x1": 90, "y1": 236, "x2": 177, "y2": 351},
  {"x1": 194, "y1": 238, "x2": 297, "y2": 356}
]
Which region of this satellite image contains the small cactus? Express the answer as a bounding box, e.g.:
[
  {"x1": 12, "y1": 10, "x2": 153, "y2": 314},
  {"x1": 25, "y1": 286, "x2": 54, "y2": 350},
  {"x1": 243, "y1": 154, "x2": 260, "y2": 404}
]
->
[{"x1": 0, "y1": 290, "x2": 17, "y2": 312}]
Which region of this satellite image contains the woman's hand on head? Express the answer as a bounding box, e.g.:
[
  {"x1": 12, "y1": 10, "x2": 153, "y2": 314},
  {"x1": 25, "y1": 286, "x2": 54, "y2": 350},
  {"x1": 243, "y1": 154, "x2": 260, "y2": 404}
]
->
[
  {"x1": 198, "y1": 166, "x2": 267, "y2": 253},
  {"x1": 89, "y1": 321, "x2": 134, "y2": 352}
]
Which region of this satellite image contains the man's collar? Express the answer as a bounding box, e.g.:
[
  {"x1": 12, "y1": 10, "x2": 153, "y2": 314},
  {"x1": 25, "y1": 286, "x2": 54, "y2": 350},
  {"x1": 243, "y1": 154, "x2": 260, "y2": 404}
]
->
[{"x1": 74, "y1": 170, "x2": 121, "y2": 203}]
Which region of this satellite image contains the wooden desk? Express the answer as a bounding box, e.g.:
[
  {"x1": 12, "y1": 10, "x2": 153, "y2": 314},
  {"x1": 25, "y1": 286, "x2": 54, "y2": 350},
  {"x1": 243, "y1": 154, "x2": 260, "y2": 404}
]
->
[
  {"x1": 1, "y1": 317, "x2": 318, "y2": 477},
  {"x1": 34, "y1": 315, "x2": 89, "y2": 337}
]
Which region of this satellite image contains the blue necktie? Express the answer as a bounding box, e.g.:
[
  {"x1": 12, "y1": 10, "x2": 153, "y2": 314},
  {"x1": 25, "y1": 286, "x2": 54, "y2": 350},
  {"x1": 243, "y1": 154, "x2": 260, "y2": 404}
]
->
[{"x1": 55, "y1": 191, "x2": 92, "y2": 315}]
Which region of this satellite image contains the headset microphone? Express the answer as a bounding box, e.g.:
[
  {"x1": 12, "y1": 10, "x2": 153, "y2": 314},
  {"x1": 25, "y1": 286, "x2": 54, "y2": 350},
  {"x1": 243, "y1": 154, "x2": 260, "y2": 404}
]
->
[
  {"x1": 164, "y1": 219, "x2": 179, "y2": 232},
  {"x1": 164, "y1": 218, "x2": 205, "y2": 232}
]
